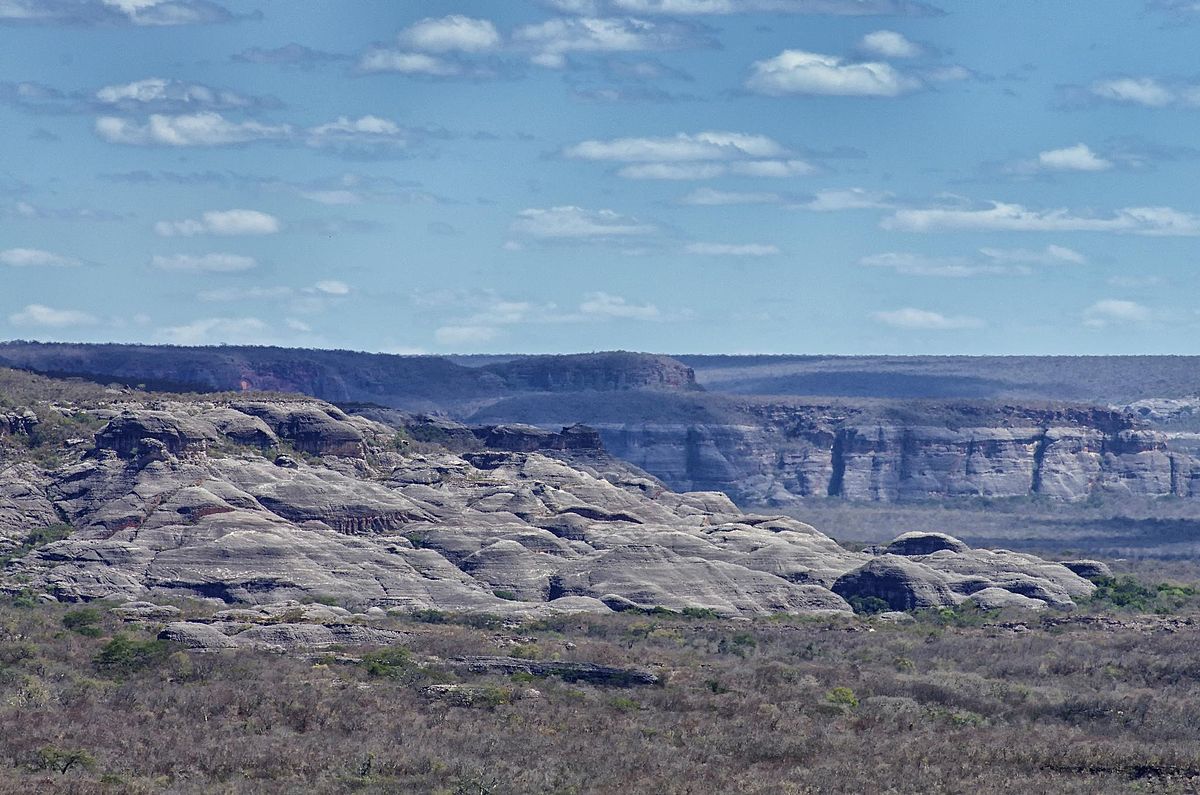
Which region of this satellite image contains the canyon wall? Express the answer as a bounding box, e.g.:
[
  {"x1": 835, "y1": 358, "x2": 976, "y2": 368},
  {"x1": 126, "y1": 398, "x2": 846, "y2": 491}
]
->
[{"x1": 588, "y1": 407, "x2": 1198, "y2": 505}]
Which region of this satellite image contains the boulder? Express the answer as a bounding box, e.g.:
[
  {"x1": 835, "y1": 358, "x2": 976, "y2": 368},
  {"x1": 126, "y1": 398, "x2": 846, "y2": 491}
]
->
[
  {"x1": 833, "y1": 556, "x2": 959, "y2": 611},
  {"x1": 1059, "y1": 559, "x2": 1113, "y2": 581},
  {"x1": 885, "y1": 532, "x2": 969, "y2": 556}
]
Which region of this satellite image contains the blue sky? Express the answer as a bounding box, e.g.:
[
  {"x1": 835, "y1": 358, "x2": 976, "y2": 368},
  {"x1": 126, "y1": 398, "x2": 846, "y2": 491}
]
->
[{"x1": 2, "y1": 0, "x2": 1199, "y2": 355}]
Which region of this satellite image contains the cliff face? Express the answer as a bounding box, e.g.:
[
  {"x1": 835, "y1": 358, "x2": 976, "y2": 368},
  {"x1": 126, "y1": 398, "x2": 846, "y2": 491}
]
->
[{"x1": 591, "y1": 405, "x2": 1196, "y2": 505}]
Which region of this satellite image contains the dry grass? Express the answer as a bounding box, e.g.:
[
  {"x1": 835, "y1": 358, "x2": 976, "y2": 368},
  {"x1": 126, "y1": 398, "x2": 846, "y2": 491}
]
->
[{"x1": 3, "y1": 595, "x2": 1200, "y2": 793}]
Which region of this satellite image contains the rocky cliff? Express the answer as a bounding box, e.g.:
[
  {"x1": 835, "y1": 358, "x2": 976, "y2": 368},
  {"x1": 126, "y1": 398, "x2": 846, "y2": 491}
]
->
[
  {"x1": 0, "y1": 377, "x2": 1094, "y2": 614},
  {"x1": 472, "y1": 398, "x2": 1198, "y2": 505}
]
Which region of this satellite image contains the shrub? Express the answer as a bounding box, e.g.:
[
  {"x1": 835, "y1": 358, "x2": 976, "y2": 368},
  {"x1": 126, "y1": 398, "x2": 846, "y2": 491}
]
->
[
  {"x1": 93, "y1": 635, "x2": 172, "y2": 676},
  {"x1": 826, "y1": 687, "x2": 859, "y2": 708},
  {"x1": 493, "y1": 589, "x2": 519, "y2": 601},
  {"x1": 847, "y1": 595, "x2": 890, "y2": 615},
  {"x1": 32, "y1": 746, "x2": 95, "y2": 775},
  {"x1": 62, "y1": 608, "x2": 102, "y2": 637}
]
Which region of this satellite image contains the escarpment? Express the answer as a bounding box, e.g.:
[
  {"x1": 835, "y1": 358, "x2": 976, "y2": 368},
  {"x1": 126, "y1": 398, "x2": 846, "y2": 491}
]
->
[
  {"x1": 576, "y1": 404, "x2": 1199, "y2": 505},
  {"x1": 0, "y1": 376, "x2": 1095, "y2": 615}
]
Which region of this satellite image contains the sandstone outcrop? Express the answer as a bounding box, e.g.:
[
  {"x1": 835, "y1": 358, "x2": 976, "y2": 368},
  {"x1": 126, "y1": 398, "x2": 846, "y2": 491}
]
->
[{"x1": 0, "y1": 396, "x2": 1095, "y2": 615}]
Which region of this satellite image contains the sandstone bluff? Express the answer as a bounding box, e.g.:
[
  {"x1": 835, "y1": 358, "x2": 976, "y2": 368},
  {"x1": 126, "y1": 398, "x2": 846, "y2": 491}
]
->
[{"x1": 0, "y1": 375, "x2": 1095, "y2": 615}]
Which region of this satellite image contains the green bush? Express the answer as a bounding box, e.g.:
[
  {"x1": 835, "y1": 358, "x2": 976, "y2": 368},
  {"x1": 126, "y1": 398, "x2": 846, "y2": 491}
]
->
[
  {"x1": 32, "y1": 746, "x2": 95, "y2": 775},
  {"x1": 847, "y1": 595, "x2": 891, "y2": 615},
  {"x1": 93, "y1": 635, "x2": 172, "y2": 676},
  {"x1": 62, "y1": 608, "x2": 102, "y2": 637},
  {"x1": 826, "y1": 687, "x2": 859, "y2": 708}
]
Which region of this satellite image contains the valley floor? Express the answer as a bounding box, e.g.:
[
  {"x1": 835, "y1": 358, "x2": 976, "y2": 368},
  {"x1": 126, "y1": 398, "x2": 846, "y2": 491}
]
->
[{"x1": 3, "y1": 591, "x2": 1200, "y2": 793}]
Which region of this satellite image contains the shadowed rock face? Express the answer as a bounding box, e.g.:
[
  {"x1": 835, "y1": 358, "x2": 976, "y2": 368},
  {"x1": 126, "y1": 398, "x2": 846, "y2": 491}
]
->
[{"x1": 0, "y1": 396, "x2": 1095, "y2": 615}]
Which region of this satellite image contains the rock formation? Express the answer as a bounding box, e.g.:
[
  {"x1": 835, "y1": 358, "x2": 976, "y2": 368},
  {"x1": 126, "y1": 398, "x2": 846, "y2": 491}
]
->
[{"x1": 0, "y1": 387, "x2": 1096, "y2": 615}]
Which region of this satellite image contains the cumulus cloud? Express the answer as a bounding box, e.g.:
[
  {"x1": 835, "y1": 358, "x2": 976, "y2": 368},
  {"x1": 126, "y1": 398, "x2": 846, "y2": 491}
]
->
[
  {"x1": 578, "y1": 291, "x2": 660, "y2": 319},
  {"x1": 0, "y1": 0, "x2": 241, "y2": 27},
  {"x1": 676, "y1": 187, "x2": 783, "y2": 205},
  {"x1": 883, "y1": 201, "x2": 1200, "y2": 235},
  {"x1": 94, "y1": 77, "x2": 262, "y2": 111},
  {"x1": 567, "y1": 131, "x2": 785, "y2": 161},
  {"x1": 158, "y1": 316, "x2": 273, "y2": 345},
  {"x1": 600, "y1": 0, "x2": 943, "y2": 14},
  {"x1": 151, "y1": 253, "x2": 257, "y2": 272},
  {"x1": 94, "y1": 111, "x2": 412, "y2": 155},
  {"x1": 155, "y1": 209, "x2": 281, "y2": 236},
  {"x1": 862, "y1": 252, "x2": 1019, "y2": 277},
  {"x1": 1089, "y1": 77, "x2": 1180, "y2": 107},
  {"x1": 95, "y1": 111, "x2": 291, "y2": 146},
  {"x1": 8, "y1": 303, "x2": 96, "y2": 327},
  {"x1": 686, "y1": 242, "x2": 780, "y2": 256},
  {"x1": 304, "y1": 115, "x2": 410, "y2": 154},
  {"x1": 799, "y1": 187, "x2": 893, "y2": 211},
  {"x1": 512, "y1": 205, "x2": 656, "y2": 239},
  {"x1": 357, "y1": 50, "x2": 462, "y2": 76},
  {"x1": 0, "y1": 247, "x2": 80, "y2": 266},
  {"x1": 1083, "y1": 299, "x2": 1151, "y2": 328},
  {"x1": 859, "y1": 29, "x2": 921, "y2": 58},
  {"x1": 746, "y1": 49, "x2": 921, "y2": 96},
  {"x1": 514, "y1": 16, "x2": 710, "y2": 68},
  {"x1": 400, "y1": 14, "x2": 500, "y2": 52},
  {"x1": 1036, "y1": 143, "x2": 1112, "y2": 172},
  {"x1": 872, "y1": 307, "x2": 983, "y2": 329},
  {"x1": 566, "y1": 131, "x2": 812, "y2": 179},
  {"x1": 978, "y1": 244, "x2": 1085, "y2": 264},
  {"x1": 861, "y1": 246, "x2": 1081, "y2": 277}
]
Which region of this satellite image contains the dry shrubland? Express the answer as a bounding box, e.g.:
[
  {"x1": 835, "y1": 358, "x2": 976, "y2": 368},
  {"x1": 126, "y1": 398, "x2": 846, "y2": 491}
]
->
[{"x1": 2, "y1": 589, "x2": 1200, "y2": 793}]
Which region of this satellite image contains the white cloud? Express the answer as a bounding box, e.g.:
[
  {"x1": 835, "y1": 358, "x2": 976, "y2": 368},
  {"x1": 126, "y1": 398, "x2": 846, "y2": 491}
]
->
[
  {"x1": 1090, "y1": 77, "x2": 1175, "y2": 108},
  {"x1": 435, "y1": 324, "x2": 498, "y2": 345},
  {"x1": 305, "y1": 115, "x2": 408, "y2": 151},
  {"x1": 9, "y1": 303, "x2": 97, "y2": 327},
  {"x1": 617, "y1": 162, "x2": 728, "y2": 179},
  {"x1": 514, "y1": 16, "x2": 705, "y2": 66},
  {"x1": 1036, "y1": 143, "x2": 1112, "y2": 172},
  {"x1": 95, "y1": 111, "x2": 291, "y2": 146},
  {"x1": 399, "y1": 15, "x2": 500, "y2": 52},
  {"x1": 0, "y1": 0, "x2": 236, "y2": 27},
  {"x1": 863, "y1": 245, "x2": 1085, "y2": 277},
  {"x1": 677, "y1": 187, "x2": 782, "y2": 205},
  {"x1": 314, "y1": 279, "x2": 350, "y2": 295},
  {"x1": 95, "y1": 112, "x2": 410, "y2": 152},
  {"x1": 978, "y1": 244, "x2": 1085, "y2": 264},
  {"x1": 800, "y1": 187, "x2": 893, "y2": 211},
  {"x1": 1083, "y1": 299, "x2": 1151, "y2": 328},
  {"x1": 300, "y1": 190, "x2": 362, "y2": 205},
  {"x1": 883, "y1": 201, "x2": 1200, "y2": 235},
  {"x1": 151, "y1": 253, "x2": 257, "y2": 272},
  {"x1": 357, "y1": 50, "x2": 460, "y2": 76},
  {"x1": 95, "y1": 77, "x2": 252, "y2": 109},
  {"x1": 859, "y1": 30, "x2": 921, "y2": 58},
  {"x1": 606, "y1": 0, "x2": 941, "y2": 14},
  {"x1": 747, "y1": 49, "x2": 921, "y2": 96},
  {"x1": 579, "y1": 291, "x2": 660, "y2": 319},
  {"x1": 686, "y1": 242, "x2": 780, "y2": 256},
  {"x1": 566, "y1": 131, "x2": 787, "y2": 161},
  {"x1": 567, "y1": 131, "x2": 811, "y2": 180},
  {"x1": 729, "y1": 159, "x2": 815, "y2": 177},
  {"x1": 158, "y1": 316, "x2": 273, "y2": 345},
  {"x1": 196, "y1": 280, "x2": 350, "y2": 304},
  {"x1": 872, "y1": 307, "x2": 983, "y2": 330},
  {"x1": 512, "y1": 205, "x2": 656, "y2": 239},
  {"x1": 155, "y1": 209, "x2": 281, "y2": 236},
  {"x1": 285, "y1": 318, "x2": 312, "y2": 332},
  {"x1": 0, "y1": 247, "x2": 80, "y2": 267},
  {"x1": 862, "y1": 252, "x2": 1019, "y2": 277}
]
